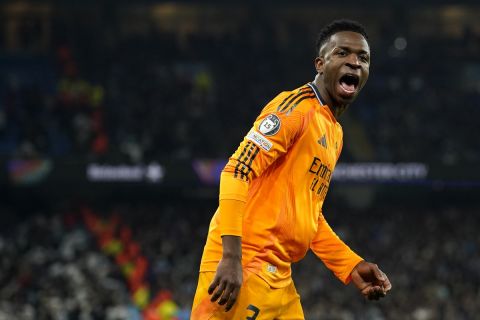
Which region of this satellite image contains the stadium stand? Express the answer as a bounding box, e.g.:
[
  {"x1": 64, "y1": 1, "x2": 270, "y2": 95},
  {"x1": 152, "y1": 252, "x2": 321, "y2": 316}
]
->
[{"x1": 1, "y1": 2, "x2": 480, "y2": 319}]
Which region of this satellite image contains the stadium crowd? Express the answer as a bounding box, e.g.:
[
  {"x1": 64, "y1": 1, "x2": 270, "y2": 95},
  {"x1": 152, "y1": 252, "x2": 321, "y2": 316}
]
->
[
  {"x1": 1, "y1": 13, "x2": 480, "y2": 163},
  {"x1": 1, "y1": 203, "x2": 479, "y2": 319},
  {"x1": 0, "y1": 212, "x2": 140, "y2": 320},
  {"x1": 1, "y1": 4, "x2": 480, "y2": 320},
  {"x1": 293, "y1": 205, "x2": 480, "y2": 319}
]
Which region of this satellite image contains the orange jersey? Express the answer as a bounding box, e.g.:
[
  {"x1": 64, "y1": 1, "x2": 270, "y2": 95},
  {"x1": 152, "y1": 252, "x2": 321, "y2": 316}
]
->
[{"x1": 200, "y1": 83, "x2": 363, "y2": 288}]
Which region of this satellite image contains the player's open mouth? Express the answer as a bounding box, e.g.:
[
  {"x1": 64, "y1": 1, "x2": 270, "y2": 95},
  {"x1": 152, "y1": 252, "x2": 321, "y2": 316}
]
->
[{"x1": 338, "y1": 74, "x2": 359, "y2": 96}]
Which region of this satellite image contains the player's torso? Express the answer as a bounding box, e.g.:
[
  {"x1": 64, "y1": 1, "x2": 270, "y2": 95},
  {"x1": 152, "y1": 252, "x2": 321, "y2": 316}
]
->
[{"x1": 243, "y1": 94, "x2": 343, "y2": 263}]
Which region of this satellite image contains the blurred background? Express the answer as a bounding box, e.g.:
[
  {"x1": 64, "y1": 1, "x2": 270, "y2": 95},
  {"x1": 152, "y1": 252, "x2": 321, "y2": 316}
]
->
[{"x1": 0, "y1": 0, "x2": 479, "y2": 319}]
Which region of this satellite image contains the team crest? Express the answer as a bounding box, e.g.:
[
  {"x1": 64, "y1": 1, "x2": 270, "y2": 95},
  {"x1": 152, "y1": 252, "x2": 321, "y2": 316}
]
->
[{"x1": 258, "y1": 114, "x2": 281, "y2": 136}]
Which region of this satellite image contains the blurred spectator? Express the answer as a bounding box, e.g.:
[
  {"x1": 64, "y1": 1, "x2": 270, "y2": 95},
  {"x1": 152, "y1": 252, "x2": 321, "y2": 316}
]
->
[
  {"x1": 0, "y1": 213, "x2": 140, "y2": 320},
  {"x1": 1, "y1": 8, "x2": 479, "y2": 163},
  {"x1": 1, "y1": 5, "x2": 479, "y2": 320},
  {"x1": 1, "y1": 203, "x2": 479, "y2": 319}
]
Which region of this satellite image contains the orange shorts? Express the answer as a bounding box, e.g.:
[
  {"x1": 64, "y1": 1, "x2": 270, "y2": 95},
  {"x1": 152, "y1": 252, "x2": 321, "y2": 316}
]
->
[{"x1": 191, "y1": 271, "x2": 304, "y2": 320}]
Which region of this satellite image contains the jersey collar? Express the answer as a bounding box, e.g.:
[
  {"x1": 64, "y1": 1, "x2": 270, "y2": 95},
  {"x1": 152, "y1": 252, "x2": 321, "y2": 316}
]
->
[
  {"x1": 308, "y1": 82, "x2": 326, "y2": 106},
  {"x1": 308, "y1": 82, "x2": 339, "y2": 123}
]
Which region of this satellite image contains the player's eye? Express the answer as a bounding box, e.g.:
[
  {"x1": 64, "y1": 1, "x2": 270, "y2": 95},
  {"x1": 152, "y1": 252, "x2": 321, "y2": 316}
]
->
[
  {"x1": 337, "y1": 50, "x2": 347, "y2": 57},
  {"x1": 359, "y1": 55, "x2": 369, "y2": 63}
]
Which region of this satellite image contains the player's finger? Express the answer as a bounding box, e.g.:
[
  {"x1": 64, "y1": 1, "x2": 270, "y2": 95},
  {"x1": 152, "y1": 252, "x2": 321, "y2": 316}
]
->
[
  {"x1": 225, "y1": 286, "x2": 240, "y2": 311},
  {"x1": 375, "y1": 287, "x2": 386, "y2": 298},
  {"x1": 382, "y1": 273, "x2": 392, "y2": 291},
  {"x1": 218, "y1": 283, "x2": 233, "y2": 305},
  {"x1": 363, "y1": 287, "x2": 374, "y2": 300},
  {"x1": 210, "y1": 281, "x2": 226, "y2": 302},
  {"x1": 366, "y1": 286, "x2": 383, "y2": 300},
  {"x1": 361, "y1": 285, "x2": 371, "y2": 297},
  {"x1": 208, "y1": 276, "x2": 220, "y2": 295},
  {"x1": 371, "y1": 264, "x2": 385, "y2": 282},
  {"x1": 368, "y1": 289, "x2": 380, "y2": 300}
]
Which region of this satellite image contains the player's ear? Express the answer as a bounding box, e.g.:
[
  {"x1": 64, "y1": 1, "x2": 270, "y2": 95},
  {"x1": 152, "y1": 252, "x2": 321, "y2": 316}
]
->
[{"x1": 315, "y1": 56, "x2": 325, "y2": 75}]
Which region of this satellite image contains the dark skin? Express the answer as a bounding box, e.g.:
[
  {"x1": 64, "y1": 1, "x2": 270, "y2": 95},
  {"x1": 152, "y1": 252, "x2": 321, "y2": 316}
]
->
[
  {"x1": 314, "y1": 31, "x2": 370, "y2": 119},
  {"x1": 208, "y1": 236, "x2": 242, "y2": 311},
  {"x1": 209, "y1": 31, "x2": 391, "y2": 312}
]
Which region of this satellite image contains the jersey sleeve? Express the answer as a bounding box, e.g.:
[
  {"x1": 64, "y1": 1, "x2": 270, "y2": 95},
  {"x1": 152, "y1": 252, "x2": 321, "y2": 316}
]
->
[
  {"x1": 219, "y1": 91, "x2": 307, "y2": 203},
  {"x1": 310, "y1": 211, "x2": 363, "y2": 284},
  {"x1": 218, "y1": 88, "x2": 311, "y2": 237}
]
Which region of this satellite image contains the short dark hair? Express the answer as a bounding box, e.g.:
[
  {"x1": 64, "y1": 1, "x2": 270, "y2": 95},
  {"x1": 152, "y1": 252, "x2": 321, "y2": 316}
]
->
[{"x1": 315, "y1": 19, "x2": 369, "y2": 55}]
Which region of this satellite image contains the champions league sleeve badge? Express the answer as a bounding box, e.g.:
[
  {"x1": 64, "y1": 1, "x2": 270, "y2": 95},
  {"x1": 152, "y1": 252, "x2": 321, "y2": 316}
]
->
[{"x1": 258, "y1": 114, "x2": 281, "y2": 136}]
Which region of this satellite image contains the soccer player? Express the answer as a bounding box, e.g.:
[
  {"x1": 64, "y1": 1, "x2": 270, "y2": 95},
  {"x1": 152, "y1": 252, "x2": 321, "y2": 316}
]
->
[{"x1": 191, "y1": 19, "x2": 392, "y2": 319}]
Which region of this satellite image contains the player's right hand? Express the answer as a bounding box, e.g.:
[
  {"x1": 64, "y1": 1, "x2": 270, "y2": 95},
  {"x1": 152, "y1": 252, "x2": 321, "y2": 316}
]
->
[{"x1": 208, "y1": 256, "x2": 243, "y2": 312}]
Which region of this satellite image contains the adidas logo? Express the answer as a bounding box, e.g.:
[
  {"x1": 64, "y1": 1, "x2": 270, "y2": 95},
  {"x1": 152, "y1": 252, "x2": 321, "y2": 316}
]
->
[{"x1": 318, "y1": 134, "x2": 327, "y2": 148}]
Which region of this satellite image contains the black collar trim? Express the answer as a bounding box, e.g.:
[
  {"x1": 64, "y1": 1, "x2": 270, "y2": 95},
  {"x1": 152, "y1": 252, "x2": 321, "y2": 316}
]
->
[{"x1": 308, "y1": 82, "x2": 325, "y2": 106}]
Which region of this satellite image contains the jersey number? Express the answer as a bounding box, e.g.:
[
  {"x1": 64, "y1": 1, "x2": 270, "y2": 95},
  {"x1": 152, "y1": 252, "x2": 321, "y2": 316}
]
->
[{"x1": 246, "y1": 304, "x2": 260, "y2": 320}]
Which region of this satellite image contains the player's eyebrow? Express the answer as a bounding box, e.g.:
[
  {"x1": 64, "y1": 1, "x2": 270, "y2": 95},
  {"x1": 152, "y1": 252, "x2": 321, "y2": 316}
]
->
[{"x1": 337, "y1": 46, "x2": 370, "y2": 55}]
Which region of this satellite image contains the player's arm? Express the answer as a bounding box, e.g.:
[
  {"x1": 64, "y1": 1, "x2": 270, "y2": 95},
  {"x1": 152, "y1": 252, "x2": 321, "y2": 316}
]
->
[
  {"x1": 310, "y1": 211, "x2": 391, "y2": 300},
  {"x1": 208, "y1": 230, "x2": 242, "y2": 311},
  {"x1": 208, "y1": 180, "x2": 245, "y2": 311},
  {"x1": 208, "y1": 91, "x2": 307, "y2": 311}
]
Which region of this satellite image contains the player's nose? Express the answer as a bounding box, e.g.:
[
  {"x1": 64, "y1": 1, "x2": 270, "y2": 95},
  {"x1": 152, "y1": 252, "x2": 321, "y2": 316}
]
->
[{"x1": 345, "y1": 54, "x2": 361, "y2": 69}]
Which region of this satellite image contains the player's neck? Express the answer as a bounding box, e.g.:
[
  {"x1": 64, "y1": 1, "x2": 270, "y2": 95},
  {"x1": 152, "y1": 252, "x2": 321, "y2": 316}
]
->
[{"x1": 312, "y1": 76, "x2": 349, "y2": 119}]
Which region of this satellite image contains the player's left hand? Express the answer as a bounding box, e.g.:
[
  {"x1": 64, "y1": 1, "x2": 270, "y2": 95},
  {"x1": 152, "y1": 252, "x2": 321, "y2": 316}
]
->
[{"x1": 350, "y1": 261, "x2": 392, "y2": 300}]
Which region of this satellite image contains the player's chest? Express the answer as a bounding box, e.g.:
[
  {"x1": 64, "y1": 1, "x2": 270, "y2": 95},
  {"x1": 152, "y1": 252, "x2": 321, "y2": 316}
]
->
[{"x1": 298, "y1": 115, "x2": 341, "y2": 169}]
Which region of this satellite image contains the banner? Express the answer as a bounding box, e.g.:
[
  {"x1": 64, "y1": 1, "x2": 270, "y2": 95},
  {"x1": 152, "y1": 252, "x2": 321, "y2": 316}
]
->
[{"x1": 3, "y1": 158, "x2": 480, "y2": 188}]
